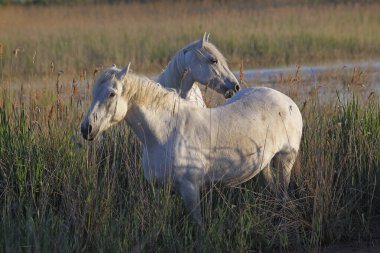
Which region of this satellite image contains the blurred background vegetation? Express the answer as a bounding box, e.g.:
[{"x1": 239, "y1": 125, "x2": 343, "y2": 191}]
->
[
  {"x1": 1, "y1": 0, "x2": 380, "y2": 76},
  {"x1": 0, "y1": 0, "x2": 378, "y2": 6}
]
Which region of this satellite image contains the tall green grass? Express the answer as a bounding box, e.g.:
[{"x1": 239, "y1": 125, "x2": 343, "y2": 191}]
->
[{"x1": 1, "y1": 74, "x2": 379, "y2": 252}]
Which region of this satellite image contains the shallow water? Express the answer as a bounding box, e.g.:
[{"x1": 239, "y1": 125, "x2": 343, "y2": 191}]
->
[
  {"x1": 241, "y1": 60, "x2": 380, "y2": 82},
  {"x1": 231, "y1": 60, "x2": 380, "y2": 105}
]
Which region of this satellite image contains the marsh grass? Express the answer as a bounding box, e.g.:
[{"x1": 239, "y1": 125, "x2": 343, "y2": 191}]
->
[{"x1": 0, "y1": 58, "x2": 379, "y2": 252}]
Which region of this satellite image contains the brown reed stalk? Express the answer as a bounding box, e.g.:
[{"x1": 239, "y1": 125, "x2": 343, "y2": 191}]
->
[
  {"x1": 80, "y1": 70, "x2": 86, "y2": 85},
  {"x1": 72, "y1": 78, "x2": 78, "y2": 97},
  {"x1": 0, "y1": 43, "x2": 3, "y2": 82},
  {"x1": 78, "y1": 111, "x2": 84, "y2": 122},
  {"x1": 93, "y1": 65, "x2": 101, "y2": 82},
  {"x1": 32, "y1": 50, "x2": 36, "y2": 65},
  {"x1": 290, "y1": 65, "x2": 301, "y2": 85},
  {"x1": 368, "y1": 91, "x2": 375, "y2": 100},
  {"x1": 19, "y1": 83, "x2": 24, "y2": 108},
  {"x1": 56, "y1": 74, "x2": 60, "y2": 95},
  {"x1": 57, "y1": 97, "x2": 64, "y2": 120},
  {"x1": 300, "y1": 99, "x2": 308, "y2": 113},
  {"x1": 50, "y1": 61, "x2": 54, "y2": 74},
  {"x1": 71, "y1": 78, "x2": 78, "y2": 109},
  {"x1": 48, "y1": 104, "x2": 55, "y2": 120},
  {"x1": 239, "y1": 61, "x2": 244, "y2": 85}
]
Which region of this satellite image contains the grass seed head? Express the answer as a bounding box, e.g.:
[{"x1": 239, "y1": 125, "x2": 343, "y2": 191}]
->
[{"x1": 239, "y1": 61, "x2": 245, "y2": 86}]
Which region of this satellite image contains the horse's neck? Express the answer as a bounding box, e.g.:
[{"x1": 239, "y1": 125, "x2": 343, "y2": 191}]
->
[
  {"x1": 158, "y1": 52, "x2": 193, "y2": 98},
  {"x1": 126, "y1": 102, "x2": 185, "y2": 147},
  {"x1": 123, "y1": 80, "x2": 183, "y2": 146}
]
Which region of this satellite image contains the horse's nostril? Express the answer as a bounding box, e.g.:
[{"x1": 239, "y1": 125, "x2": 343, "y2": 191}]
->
[
  {"x1": 235, "y1": 84, "x2": 240, "y2": 91},
  {"x1": 81, "y1": 124, "x2": 92, "y2": 138},
  {"x1": 225, "y1": 90, "x2": 233, "y2": 99}
]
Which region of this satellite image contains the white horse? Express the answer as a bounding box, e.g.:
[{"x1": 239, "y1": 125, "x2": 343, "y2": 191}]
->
[
  {"x1": 81, "y1": 64, "x2": 303, "y2": 224},
  {"x1": 157, "y1": 33, "x2": 240, "y2": 107}
]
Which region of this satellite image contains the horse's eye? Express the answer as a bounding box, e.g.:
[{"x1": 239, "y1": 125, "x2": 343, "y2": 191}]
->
[
  {"x1": 211, "y1": 58, "x2": 218, "y2": 64},
  {"x1": 109, "y1": 92, "x2": 116, "y2": 98}
]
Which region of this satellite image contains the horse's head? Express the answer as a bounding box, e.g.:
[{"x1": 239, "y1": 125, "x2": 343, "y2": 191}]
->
[
  {"x1": 182, "y1": 33, "x2": 240, "y2": 99},
  {"x1": 81, "y1": 64, "x2": 130, "y2": 141}
]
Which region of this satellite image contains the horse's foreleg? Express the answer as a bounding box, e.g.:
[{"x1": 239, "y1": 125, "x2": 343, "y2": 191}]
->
[{"x1": 178, "y1": 180, "x2": 202, "y2": 224}]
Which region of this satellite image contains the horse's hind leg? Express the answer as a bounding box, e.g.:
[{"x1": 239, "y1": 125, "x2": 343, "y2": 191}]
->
[
  {"x1": 261, "y1": 164, "x2": 275, "y2": 191},
  {"x1": 272, "y1": 149, "x2": 297, "y2": 199}
]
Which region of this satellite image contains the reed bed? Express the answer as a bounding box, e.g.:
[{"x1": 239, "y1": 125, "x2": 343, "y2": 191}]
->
[{"x1": 1, "y1": 57, "x2": 380, "y2": 252}]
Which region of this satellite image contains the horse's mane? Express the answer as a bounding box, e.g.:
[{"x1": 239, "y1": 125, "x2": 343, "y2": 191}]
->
[
  {"x1": 123, "y1": 73, "x2": 181, "y2": 109},
  {"x1": 95, "y1": 67, "x2": 182, "y2": 110}
]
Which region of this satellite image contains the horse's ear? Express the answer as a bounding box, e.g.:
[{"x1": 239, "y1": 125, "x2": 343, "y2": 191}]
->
[
  {"x1": 201, "y1": 32, "x2": 208, "y2": 47},
  {"x1": 117, "y1": 62, "x2": 131, "y2": 81}
]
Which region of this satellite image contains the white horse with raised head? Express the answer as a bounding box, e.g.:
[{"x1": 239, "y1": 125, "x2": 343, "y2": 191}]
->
[
  {"x1": 157, "y1": 33, "x2": 240, "y2": 107},
  {"x1": 81, "y1": 64, "x2": 303, "y2": 224}
]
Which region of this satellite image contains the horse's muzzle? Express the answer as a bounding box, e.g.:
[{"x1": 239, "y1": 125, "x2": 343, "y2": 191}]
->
[
  {"x1": 81, "y1": 123, "x2": 93, "y2": 140},
  {"x1": 224, "y1": 90, "x2": 235, "y2": 99},
  {"x1": 224, "y1": 84, "x2": 240, "y2": 99}
]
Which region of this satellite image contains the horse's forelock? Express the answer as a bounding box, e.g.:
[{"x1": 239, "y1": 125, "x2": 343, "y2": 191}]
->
[
  {"x1": 92, "y1": 67, "x2": 120, "y2": 97},
  {"x1": 203, "y1": 42, "x2": 228, "y2": 66},
  {"x1": 95, "y1": 68, "x2": 119, "y2": 87},
  {"x1": 182, "y1": 39, "x2": 228, "y2": 67}
]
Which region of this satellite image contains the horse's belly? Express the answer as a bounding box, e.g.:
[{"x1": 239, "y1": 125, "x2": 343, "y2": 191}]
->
[
  {"x1": 222, "y1": 166, "x2": 262, "y2": 187},
  {"x1": 205, "y1": 159, "x2": 265, "y2": 187}
]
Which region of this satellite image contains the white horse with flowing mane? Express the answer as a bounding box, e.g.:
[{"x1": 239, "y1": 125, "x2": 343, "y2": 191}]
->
[
  {"x1": 81, "y1": 64, "x2": 303, "y2": 224},
  {"x1": 157, "y1": 33, "x2": 240, "y2": 107}
]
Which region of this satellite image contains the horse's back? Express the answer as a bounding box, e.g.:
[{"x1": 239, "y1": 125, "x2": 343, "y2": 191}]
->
[{"x1": 225, "y1": 87, "x2": 303, "y2": 151}]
